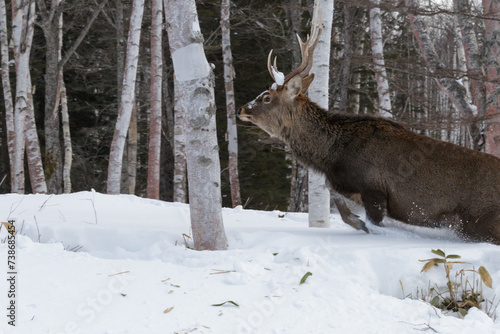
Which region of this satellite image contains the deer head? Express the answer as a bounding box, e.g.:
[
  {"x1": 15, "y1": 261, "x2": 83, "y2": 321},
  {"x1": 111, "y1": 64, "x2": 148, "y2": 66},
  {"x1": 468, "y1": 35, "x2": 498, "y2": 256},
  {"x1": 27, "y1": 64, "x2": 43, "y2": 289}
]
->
[{"x1": 237, "y1": 17, "x2": 322, "y2": 139}]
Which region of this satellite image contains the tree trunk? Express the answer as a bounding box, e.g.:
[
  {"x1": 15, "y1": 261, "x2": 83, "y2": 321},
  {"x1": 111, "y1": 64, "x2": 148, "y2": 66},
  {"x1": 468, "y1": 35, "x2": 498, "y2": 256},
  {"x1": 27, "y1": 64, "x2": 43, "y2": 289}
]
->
[
  {"x1": 406, "y1": 0, "x2": 481, "y2": 149},
  {"x1": 115, "y1": 0, "x2": 125, "y2": 107},
  {"x1": 221, "y1": 0, "x2": 242, "y2": 207},
  {"x1": 36, "y1": 0, "x2": 63, "y2": 193},
  {"x1": 11, "y1": 0, "x2": 36, "y2": 194},
  {"x1": 107, "y1": 0, "x2": 144, "y2": 194},
  {"x1": 56, "y1": 4, "x2": 71, "y2": 194},
  {"x1": 164, "y1": 0, "x2": 227, "y2": 251},
  {"x1": 60, "y1": 76, "x2": 72, "y2": 193},
  {"x1": 308, "y1": 0, "x2": 333, "y2": 228},
  {"x1": 286, "y1": 0, "x2": 307, "y2": 212},
  {"x1": 127, "y1": 101, "x2": 138, "y2": 194},
  {"x1": 454, "y1": 17, "x2": 472, "y2": 103},
  {"x1": 369, "y1": 0, "x2": 392, "y2": 116},
  {"x1": 147, "y1": 0, "x2": 163, "y2": 199},
  {"x1": 484, "y1": 0, "x2": 500, "y2": 157},
  {"x1": 351, "y1": 29, "x2": 365, "y2": 114},
  {"x1": 454, "y1": 0, "x2": 486, "y2": 118},
  {"x1": 0, "y1": 0, "x2": 13, "y2": 167},
  {"x1": 38, "y1": 0, "x2": 109, "y2": 193},
  {"x1": 25, "y1": 77, "x2": 47, "y2": 194},
  {"x1": 172, "y1": 93, "x2": 188, "y2": 203},
  {"x1": 339, "y1": 3, "x2": 352, "y2": 113}
]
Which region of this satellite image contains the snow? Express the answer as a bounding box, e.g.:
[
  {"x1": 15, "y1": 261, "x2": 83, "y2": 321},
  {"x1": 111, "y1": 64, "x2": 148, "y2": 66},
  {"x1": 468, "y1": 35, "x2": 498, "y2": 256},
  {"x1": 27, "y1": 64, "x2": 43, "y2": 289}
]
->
[
  {"x1": 1, "y1": 191, "x2": 500, "y2": 333},
  {"x1": 272, "y1": 68, "x2": 285, "y2": 86},
  {"x1": 171, "y1": 43, "x2": 211, "y2": 82},
  {"x1": 245, "y1": 90, "x2": 267, "y2": 110}
]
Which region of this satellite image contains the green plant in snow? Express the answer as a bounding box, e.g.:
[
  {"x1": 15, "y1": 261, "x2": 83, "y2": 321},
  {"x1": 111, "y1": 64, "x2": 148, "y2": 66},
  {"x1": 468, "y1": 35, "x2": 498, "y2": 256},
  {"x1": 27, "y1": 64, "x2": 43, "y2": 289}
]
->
[{"x1": 417, "y1": 249, "x2": 496, "y2": 318}]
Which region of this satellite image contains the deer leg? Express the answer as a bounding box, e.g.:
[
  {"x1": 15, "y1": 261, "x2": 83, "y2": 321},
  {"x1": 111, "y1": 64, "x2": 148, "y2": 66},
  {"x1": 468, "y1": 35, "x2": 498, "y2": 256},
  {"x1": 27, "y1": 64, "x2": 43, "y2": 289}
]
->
[
  {"x1": 332, "y1": 195, "x2": 369, "y2": 233},
  {"x1": 361, "y1": 191, "x2": 387, "y2": 227}
]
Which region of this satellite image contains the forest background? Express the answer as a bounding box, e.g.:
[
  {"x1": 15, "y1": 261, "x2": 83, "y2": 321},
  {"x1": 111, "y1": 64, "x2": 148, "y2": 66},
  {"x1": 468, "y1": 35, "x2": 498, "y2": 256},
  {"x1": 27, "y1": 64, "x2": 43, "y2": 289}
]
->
[{"x1": 0, "y1": 0, "x2": 498, "y2": 211}]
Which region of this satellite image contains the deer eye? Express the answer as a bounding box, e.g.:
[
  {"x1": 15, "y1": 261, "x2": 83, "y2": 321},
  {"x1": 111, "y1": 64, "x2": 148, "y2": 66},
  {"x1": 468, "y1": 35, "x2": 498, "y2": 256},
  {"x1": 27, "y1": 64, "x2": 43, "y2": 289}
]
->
[{"x1": 263, "y1": 95, "x2": 271, "y2": 104}]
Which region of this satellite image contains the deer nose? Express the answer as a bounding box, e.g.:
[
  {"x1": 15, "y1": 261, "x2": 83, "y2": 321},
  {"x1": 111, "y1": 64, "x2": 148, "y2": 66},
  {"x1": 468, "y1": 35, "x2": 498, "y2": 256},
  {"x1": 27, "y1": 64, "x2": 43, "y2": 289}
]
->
[{"x1": 237, "y1": 107, "x2": 243, "y2": 116}]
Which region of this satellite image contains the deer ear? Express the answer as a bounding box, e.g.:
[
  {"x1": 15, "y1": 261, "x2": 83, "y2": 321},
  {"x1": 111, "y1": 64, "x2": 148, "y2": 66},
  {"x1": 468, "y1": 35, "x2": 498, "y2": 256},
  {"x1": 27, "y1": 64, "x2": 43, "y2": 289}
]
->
[
  {"x1": 284, "y1": 75, "x2": 302, "y2": 101},
  {"x1": 301, "y1": 74, "x2": 315, "y2": 94}
]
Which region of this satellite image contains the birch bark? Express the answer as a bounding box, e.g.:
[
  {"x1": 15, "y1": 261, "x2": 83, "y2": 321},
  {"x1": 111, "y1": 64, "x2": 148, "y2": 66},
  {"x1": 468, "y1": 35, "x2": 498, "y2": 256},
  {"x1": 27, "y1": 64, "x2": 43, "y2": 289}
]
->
[
  {"x1": 164, "y1": 0, "x2": 227, "y2": 250},
  {"x1": 11, "y1": 0, "x2": 36, "y2": 193},
  {"x1": 406, "y1": 0, "x2": 481, "y2": 149},
  {"x1": 127, "y1": 101, "x2": 138, "y2": 194},
  {"x1": 147, "y1": 0, "x2": 163, "y2": 199},
  {"x1": 484, "y1": 0, "x2": 500, "y2": 157},
  {"x1": 0, "y1": 0, "x2": 13, "y2": 167},
  {"x1": 454, "y1": 0, "x2": 486, "y2": 118},
  {"x1": 25, "y1": 77, "x2": 47, "y2": 194},
  {"x1": 221, "y1": 0, "x2": 242, "y2": 207},
  {"x1": 107, "y1": 0, "x2": 144, "y2": 194},
  {"x1": 308, "y1": 0, "x2": 333, "y2": 228},
  {"x1": 369, "y1": 0, "x2": 392, "y2": 116}
]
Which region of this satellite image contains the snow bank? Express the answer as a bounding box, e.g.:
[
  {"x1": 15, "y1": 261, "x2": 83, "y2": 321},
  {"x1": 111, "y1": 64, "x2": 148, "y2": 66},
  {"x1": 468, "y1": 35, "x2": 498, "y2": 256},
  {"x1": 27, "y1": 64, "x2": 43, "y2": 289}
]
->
[{"x1": 0, "y1": 192, "x2": 499, "y2": 333}]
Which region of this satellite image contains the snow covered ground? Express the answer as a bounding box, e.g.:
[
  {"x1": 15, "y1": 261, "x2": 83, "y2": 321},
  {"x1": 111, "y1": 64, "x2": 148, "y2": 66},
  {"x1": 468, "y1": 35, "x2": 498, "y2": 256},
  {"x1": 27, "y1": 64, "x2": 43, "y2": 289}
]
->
[{"x1": 0, "y1": 191, "x2": 499, "y2": 334}]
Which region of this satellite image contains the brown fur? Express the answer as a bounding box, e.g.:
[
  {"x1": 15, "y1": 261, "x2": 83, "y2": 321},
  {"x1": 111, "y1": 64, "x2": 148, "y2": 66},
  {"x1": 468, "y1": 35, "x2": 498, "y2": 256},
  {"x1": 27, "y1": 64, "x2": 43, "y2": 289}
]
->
[{"x1": 238, "y1": 77, "x2": 500, "y2": 244}]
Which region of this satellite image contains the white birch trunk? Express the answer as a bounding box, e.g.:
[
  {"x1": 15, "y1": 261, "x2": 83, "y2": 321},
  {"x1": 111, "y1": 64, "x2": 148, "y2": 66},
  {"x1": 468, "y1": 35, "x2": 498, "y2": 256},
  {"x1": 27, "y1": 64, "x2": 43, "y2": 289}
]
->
[
  {"x1": 221, "y1": 0, "x2": 242, "y2": 208},
  {"x1": 173, "y1": 104, "x2": 187, "y2": 203},
  {"x1": 60, "y1": 77, "x2": 71, "y2": 193},
  {"x1": 406, "y1": 0, "x2": 481, "y2": 149},
  {"x1": 127, "y1": 101, "x2": 138, "y2": 194},
  {"x1": 369, "y1": 0, "x2": 392, "y2": 117},
  {"x1": 54, "y1": 4, "x2": 71, "y2": 194},
  {"x1": 454, "y1": 18, "x2": 472, "y2": 103},
  {"x1": 165, "y1": 0, "x2": 227, "y2": 250},
  {"x1": 25, "y1": 77, "x2": 47, "y2": 194},
  {"x1": 0, "y1": 0, "x2": 13, "y2": 167},
  {"x1": 147, "y1": 0, "x2": 163, "y2": 199},
  {"x1": 454, "y1": 0, "x2": 486, "y2": 118},
  {"x1": 484, "y1": 0, "x2": 500, "y2": 157},
  {"x1": 11, "y1": 0, "x2": 36, "y2": 194},
  {"x1": 308, "y1": 0, "x2": 333, "y2": 228},
  {"x1": 351, "y1": 35, "x2": 365, "y2": 114},
  {"x1": 107, "y1": 0, "x2": 144, "y2": 194}
]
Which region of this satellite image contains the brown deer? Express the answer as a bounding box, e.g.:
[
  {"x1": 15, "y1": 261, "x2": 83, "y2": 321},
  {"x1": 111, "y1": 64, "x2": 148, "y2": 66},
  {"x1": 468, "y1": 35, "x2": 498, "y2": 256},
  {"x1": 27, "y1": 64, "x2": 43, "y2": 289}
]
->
[{"x1": 237, "y1": 22, "x2": 500, "y2": 244}]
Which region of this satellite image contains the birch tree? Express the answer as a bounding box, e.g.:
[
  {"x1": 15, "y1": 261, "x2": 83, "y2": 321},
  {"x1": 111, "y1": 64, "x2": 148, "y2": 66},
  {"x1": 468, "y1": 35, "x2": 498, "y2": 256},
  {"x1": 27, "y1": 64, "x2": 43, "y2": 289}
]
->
[
  {"x1": 24, "y1": 81, "x2": 47, "y2": 194},
  {"x1": 286, "y1": 0, "x2": 308, "y2": 212},
  {"x1": 147, "y1": 0, "x2": 163, "y2": 199},
  {"x1": 0, "y1": 0, "x2": 13, "y2": 188},
  {"x1": 11, "y1": 0, "x2": 36, "y2": 193},
  {"x1": 37, "y1": 0, "x2": 109, "y2": 193},
  {"x1": 172, "y1": 100, "x2": 188, "y2": 203},
  {"x1": 164, "y1": 0, "x2": 227, "y2": 250},
  {"x1": 369, "y1": 0, "x2": 392, "y2": 116},
  {"x1": 127, "y1": 101, "x2": 138, "y2": 194},
  {"x1": 221, "y1": 0, "x2": 242, "y2": 208},
  {"x1": 107, "y1": 0, "x2": 144, "y2": 194},
  {"x1": 454, "y1": 0, "x2": 486, "y2": 118},
  {"x1": 406, "y1": 0, "x2": 481, "y2": 149},
  {"x1": 484, "y1": 0, "x2": 500, "y2": 158},
  {"x1": 308, "y1": 0, "x2": 333, "y2": 228}
]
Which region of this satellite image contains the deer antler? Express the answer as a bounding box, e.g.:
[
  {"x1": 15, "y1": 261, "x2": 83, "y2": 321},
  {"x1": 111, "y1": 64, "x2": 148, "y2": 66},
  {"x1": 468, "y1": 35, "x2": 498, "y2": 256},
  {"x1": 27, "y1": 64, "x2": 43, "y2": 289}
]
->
[
  {"x1": 267, "y1": 50, "x2": 283, "y2": 85},
  {"x1": 267, "y1": 6, "x2": 322, "y2": 88}
]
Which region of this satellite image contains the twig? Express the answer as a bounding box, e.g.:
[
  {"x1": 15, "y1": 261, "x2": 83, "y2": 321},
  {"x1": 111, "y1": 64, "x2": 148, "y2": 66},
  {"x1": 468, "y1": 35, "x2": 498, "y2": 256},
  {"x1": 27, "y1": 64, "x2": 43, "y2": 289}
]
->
[
  {"x1": 33, "y1": 215, "x2": 41, "y2": 242},
  {"x1": 39, "y1": 194, "x2": 54, "y2": 211},
  {"x1": 109, "y1": 271, "x2": 130, "y2": 277},
  {"x1": 8, "y1": 197, "x2": 25, "y2": 219},
  {"x1": 210, "y1": 269, "x2": 236, "y2": 275},
  {"x1": 0, "y1": 174, "x2": 7, "y2": 187}
]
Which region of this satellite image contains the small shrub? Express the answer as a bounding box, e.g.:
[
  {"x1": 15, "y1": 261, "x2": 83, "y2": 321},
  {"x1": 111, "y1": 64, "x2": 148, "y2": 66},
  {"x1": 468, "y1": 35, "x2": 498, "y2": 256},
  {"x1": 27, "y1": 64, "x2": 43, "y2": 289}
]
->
[{"x1": 406, "y1": 249, "x2": 498, "y2": 319}]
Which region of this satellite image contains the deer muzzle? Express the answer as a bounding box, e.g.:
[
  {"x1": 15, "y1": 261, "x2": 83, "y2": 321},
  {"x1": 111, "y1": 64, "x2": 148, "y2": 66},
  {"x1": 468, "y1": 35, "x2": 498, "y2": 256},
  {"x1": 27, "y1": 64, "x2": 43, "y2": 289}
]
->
[{"x1": 237, "y1": 107, "x2": 252, "y2": 122}]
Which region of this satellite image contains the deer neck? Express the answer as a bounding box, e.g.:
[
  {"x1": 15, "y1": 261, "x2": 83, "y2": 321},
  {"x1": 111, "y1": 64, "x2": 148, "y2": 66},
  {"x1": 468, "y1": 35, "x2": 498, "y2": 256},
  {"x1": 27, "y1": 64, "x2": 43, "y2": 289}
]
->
[{"x1": 283, "y1": 100, "x2": 338, "y2": 171}]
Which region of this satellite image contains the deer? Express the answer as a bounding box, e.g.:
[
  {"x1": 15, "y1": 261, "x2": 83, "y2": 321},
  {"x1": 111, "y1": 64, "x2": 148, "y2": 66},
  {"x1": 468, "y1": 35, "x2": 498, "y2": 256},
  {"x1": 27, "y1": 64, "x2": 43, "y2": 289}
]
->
[{"x1": 237, "y1": 20, "x2": 500, "y2": 244}]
